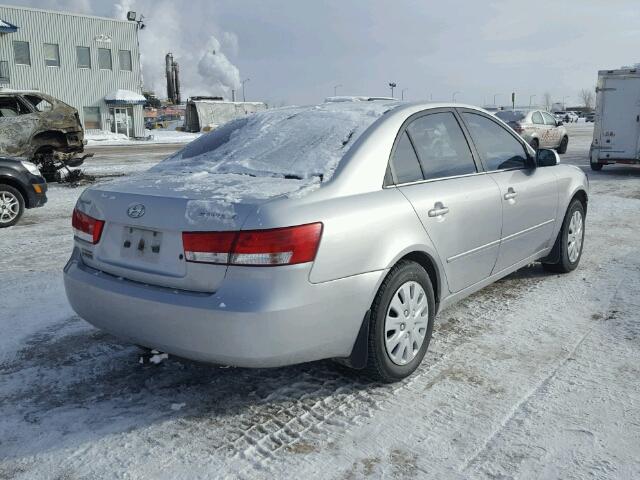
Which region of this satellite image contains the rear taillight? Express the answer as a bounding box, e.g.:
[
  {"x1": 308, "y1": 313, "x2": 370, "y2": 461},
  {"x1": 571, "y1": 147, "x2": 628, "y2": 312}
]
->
[
  {"x1": 72, "y1": 208, "x2": 104, "y2": 244},
  {"x1": 182, "y1": 223, "x2": 323, "y2": 266}
]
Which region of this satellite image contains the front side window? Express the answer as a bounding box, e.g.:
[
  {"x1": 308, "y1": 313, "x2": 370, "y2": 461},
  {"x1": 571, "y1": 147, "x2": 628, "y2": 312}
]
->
[
  {"x1": 13, "y1": 41, "x2": 31, "y2": 66},
  {"x1": 462, "y1": 112, "x2": 529, "y2": 171},
  {"x1": 542, "y1": 112, "x2": 557, "y2": 126},
  {"x1": 390, "y1": 131, "x2": 423, "y2": 184},
  {"x1": 118, "y1": 50, "x2": 132, "y2": 71},
  {"x1": 406, "y1": 112, "x2": 476, "y2": 180},
  {"x1": 532, "y1": 111, "x2": 544, "y2": 124},
  {"x1": 98, "y1": 48, "x2": 112, "y2": 70},
  {"x1": 24, "y1": 95, "x2": 53, "y2": 112},
  {"x1": 83, "y1": 107, "x2": 101, "y2": 129},
  {"x1": 43, "y1": 43, "x2": 60, "y2": 67},
  {"x1": 76, "y1": 46, "x2": 91, "y2": 68}
]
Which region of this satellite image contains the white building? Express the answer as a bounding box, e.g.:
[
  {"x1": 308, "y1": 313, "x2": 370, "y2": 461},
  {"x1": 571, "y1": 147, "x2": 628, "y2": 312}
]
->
[{"x1": 0, "y1": 4, "x2": 145, "y2": 137}]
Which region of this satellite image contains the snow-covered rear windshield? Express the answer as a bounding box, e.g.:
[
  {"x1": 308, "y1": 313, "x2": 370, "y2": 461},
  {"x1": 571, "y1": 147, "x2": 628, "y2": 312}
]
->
[
  {"x1": 495, "y1": 111, "x2": 526, "y2": 122},
  {"x1": 152, "y1": 101, "x2": 396, "y2": 181}
]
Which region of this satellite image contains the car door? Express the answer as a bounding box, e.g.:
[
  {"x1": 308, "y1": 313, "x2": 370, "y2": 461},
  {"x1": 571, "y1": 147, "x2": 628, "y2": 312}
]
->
[
  {"x1": 0, "y1": 95, "x2": 39, "y2": 156},
  {"x1": 542, "y1": 111, "x2": 561, "y2": 148},
  {"x1": 460, "y1": 110, "x2": 559, "y2": 273},
  {"x1": 531, "y1": 111, "x2": 550, "y2": 147},
  {"x1": 389, "y1": 109, "x2": 503, "y2": 294}
]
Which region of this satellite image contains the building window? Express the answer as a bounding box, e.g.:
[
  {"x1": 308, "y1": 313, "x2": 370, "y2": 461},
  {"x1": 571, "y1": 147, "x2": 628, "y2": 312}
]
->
[
  {"x1": 13, "y1": 41, "x2": 31, "y2": 66},
  {"x1": 98, "y1": 48, "x2": 112, "y2": 70},
  {"x1": 83, "y1": 107, "x2": 101, "y2": 129},
  {"x1": 76, "y1": 46, "x2": 91, "y2": 69},
  {"x1": 118, "y1": 50, "x2": 132, "y2": 71},
  {"x1": 0, "y1": 61, "x2": 9, "y2": 83},
  {"x1": 44, "y1": 43, "x2": 60, "y2": 67}
]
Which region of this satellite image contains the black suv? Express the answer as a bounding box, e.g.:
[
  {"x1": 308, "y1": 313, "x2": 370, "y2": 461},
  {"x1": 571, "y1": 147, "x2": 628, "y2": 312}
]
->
[{"x1": 0, "y1": 157, "x2": 48, "y2": 227}]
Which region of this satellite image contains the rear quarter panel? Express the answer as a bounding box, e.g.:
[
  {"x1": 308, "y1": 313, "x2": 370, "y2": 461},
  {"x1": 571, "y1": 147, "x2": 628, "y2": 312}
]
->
[
  {"x1": 243, "y1": 187, "x2": 445, "y2": 287},
  {"x1": 548, "y1": 164, "x2": 589, "y2": 239}
]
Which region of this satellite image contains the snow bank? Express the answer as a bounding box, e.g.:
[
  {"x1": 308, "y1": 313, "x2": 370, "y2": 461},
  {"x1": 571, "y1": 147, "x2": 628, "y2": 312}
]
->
[{"x1": 85, "y1": 129, "x2": 202, "y2": 146}]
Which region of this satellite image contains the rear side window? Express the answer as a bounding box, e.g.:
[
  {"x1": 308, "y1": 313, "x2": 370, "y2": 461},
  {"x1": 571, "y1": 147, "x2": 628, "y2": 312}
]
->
[
  {"x1": 390, "y1": 131, "x2": 423, "y2": 184},
  {"x1": 532, "y1": 111, "x2": 544, "y2": 124},
  {"x1": 462, "y1": 113, "x2": 528, "y2": 171},
  {"x1": 406, "y1": 112, "x2": 476, "y2": 180}
]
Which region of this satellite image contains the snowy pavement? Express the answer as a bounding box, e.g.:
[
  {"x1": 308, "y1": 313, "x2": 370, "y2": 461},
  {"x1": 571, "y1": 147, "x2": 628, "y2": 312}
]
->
[{"x1": 1, "y1": 125, "x2": 639, "y2": 479}]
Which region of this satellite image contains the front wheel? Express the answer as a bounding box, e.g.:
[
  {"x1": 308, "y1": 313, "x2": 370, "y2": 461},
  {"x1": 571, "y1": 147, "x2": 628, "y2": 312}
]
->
[
  {"x1": 590, "y1": 162, "x2": 603, "y2": 171},
  {"x1": 364, "y1": 260, "x2": 435, "y2": 382},
  {"x1": 542, "y1": 199, "x2": 585, "y2": 273},
  {"x1": 0, "y1": 184, "x2": 25, "y2": 228},
  {"x1": 557, "y1": 136, "x2": 569, "y2": 154}
]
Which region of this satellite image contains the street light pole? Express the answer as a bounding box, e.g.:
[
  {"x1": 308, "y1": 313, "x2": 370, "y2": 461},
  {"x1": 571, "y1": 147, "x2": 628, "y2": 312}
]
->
[
  {"x1": 529, "y1": 94, "x2": 536, "y2": 107},
  {"x1": 241, "y1": 78, "x2": 250, "y2": 102},
  {"x1": 333, "y1": 84, "x2": 342, "y2": 96},
  {"x1": 452, "y1": 91, "x2": 461, "y2": 102},
  {"x1": 388, "y1": 82, "x2": 397, "y2": 98},
  {"x1": 493, "y1": 93, "x2": 500, "y2": 106},
  {"x1": 401, "y1": 88, "x2": 408, "y2": 101},
  {"x1": 562, "y1": 96, "x2": 570, "y2": 110}
]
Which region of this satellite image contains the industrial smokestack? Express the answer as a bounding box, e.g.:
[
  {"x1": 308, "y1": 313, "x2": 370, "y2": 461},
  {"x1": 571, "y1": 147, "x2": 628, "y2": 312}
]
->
[
  {"x1": 165, "y1": 53, "x2": 175, "y2": 103},
  {"x1": 173, "y1": 61, "x2": 181, "y2": 104}
]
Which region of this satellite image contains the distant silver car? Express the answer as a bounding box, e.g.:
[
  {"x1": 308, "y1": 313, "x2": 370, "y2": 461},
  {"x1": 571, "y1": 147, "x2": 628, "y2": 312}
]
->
[
  {"x1": 64, "y1": 102, "x2": 588, "y2": 382},
  {"x1": 496, "y1": 110, "x2": 569, "y2": 153}
]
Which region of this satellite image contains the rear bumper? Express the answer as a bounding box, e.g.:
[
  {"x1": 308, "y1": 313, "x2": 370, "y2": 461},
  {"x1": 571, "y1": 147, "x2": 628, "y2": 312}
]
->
[{"x1": 63, "y1": 248, "x2": 385, "y2": 368}]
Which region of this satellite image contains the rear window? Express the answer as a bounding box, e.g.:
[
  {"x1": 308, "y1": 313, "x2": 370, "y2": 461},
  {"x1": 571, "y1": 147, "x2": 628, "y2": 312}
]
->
[
  {"x1": 154, "y1": 102, "x2": 396, "y2": 181},
  {"x1": 495, "y1": 111, "x2": 526, "y2": 122}
]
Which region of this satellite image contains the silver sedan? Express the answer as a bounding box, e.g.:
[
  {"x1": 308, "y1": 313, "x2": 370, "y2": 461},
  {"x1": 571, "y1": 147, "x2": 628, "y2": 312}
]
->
[{"x1": 64, "y1": 101, "x2": 588, "y2": 382}]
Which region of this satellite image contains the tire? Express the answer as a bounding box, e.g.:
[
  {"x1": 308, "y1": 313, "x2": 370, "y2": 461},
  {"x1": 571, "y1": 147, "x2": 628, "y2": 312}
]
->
[
  {"x1": 0, "y1": 184, "x2": 25, "y2": 228},
  {"x1": 542, "y1": 199, "x2": 585, "y2": 273},
  {"x1": 590, "y1": 162, "x2": 603, "y2": 171},
  {"x1": 364, "y1": 260, "x2": 435, "y2": 382},
  {"x1": 557, "y1": 136, "x2": 569, "y2": 154},
  {"x1": 529, "y1": 138, "x2": 539, "y2": 151}
]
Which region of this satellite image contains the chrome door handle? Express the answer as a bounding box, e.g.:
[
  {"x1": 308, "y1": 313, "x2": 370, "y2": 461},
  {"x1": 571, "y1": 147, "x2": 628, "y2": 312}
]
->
[
  {"x1": 504, "y1": 188, "x2": 517, "y2": 200},
  {"x1": 428, "y1": 202, "x2": 449, "y2": 217}
]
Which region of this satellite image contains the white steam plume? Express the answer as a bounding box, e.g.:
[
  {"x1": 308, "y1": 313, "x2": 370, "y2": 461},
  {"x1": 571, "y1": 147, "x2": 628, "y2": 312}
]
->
[{"x1": 112, "y1": 0, "x2": 242, "y2": 100}]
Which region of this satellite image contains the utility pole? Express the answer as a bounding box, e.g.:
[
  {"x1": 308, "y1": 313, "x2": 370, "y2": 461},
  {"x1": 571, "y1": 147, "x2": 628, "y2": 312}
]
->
[
  {"x1": 511, "y1": 92, "x2": 516, "y2": 110},
  {"x1": 562, "y1": 96, "x2": 570, "y2": 109},
  {"x1": 401, "y1": 88, "x2": 408, "y2": 100},
  {"x1": 333, "y1": 84, "x2": 342, "y2": 96},
  {"x1": 452, "y1": 91, "x2": 461, "y2": 102},
  {"x1": 388, "y1": 82, "x2": 397, "y2": 98},
  {"x1": 529, "y1": 94, "x2": 536, "y2": 107},
  {"x1": 241, "y1": 78, "x2": 250, "y2": 102},
  {"x1": 493, "y1": 93, "x2": 500, "y2": 106},
  {"x1": 231, "y1": 89, "x2": 236, "y2": 102}
]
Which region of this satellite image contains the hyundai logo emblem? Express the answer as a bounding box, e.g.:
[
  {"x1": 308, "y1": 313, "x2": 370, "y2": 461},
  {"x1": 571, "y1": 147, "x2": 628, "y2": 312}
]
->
[{"x1": 127, "y1": 204, "x2": 145, "y2": 218}]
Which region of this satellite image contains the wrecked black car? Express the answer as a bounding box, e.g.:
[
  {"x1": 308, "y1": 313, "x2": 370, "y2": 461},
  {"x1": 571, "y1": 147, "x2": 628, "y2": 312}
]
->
[{"x1": 0, "y1": 90, "x2": 90, "y2": 181}]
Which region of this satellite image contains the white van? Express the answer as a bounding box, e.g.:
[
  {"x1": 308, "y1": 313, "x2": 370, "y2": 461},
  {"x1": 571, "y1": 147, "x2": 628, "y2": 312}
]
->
[{"x1": 590, "y1": 67, "x2": 640, "y2": 170}]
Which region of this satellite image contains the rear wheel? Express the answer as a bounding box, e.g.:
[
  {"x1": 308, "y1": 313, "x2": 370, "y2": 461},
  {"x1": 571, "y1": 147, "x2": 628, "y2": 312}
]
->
[
  {"x1": 364, "y1": 260, "x2": 435, "y2": 382},
  {"x1": 590, "y1": 162, "x2": 603, "y2": 171},
  {"x1": 557, "y1": 136, "x2": 569, "y2": 154},
  {"x1": 0, "y1": 184, "x2": 25, "y2": 228},
  {"x1": 542, "y1": 199, "x2": 585, "y2": 273}
]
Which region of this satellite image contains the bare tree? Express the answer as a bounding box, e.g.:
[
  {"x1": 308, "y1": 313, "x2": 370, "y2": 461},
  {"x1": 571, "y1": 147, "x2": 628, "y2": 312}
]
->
[
  {"x1": 543, "y1": 92, "x2": 552, "y2": 110},
  {"x1": 579, "y1": 88, "x2": 595, "y2": 110}
]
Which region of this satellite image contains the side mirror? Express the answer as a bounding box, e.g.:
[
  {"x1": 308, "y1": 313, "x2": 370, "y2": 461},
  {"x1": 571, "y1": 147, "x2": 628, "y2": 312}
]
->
[{"x1": 536, "y1": 148, "x2": 560, "y2": 167}]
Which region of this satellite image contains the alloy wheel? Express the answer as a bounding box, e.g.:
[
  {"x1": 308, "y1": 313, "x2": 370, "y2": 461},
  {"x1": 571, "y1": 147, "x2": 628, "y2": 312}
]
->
[{"x1": 0, "y1": 191, "x2": 19, "y2": 224}]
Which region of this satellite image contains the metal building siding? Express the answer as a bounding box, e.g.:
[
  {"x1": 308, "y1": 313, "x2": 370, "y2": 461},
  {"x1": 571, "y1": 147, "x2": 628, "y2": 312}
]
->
[{"x1": 0, "y1": 5, "x2": 144, "y2": 137}]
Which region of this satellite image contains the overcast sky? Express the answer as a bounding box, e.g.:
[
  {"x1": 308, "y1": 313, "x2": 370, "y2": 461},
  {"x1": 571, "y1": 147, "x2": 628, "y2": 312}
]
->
[{"x1": 7, "y1": 0, "x2": 640, "y2": 107}]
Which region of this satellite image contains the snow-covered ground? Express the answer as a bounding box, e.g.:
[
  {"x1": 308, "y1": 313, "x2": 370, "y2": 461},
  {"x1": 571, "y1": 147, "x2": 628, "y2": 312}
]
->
[
  {"x1": 85, "y1": 128, "x2": 202, "y2": 146},
  {"x1": 1, "y1": 124, "x2": 639, "y2": 479}
]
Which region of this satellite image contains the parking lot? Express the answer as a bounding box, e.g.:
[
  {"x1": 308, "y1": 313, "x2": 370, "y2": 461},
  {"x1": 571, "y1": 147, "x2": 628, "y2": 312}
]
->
[{"x1": 1, "y1": 123, "x2": 639, "y2": 479}]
